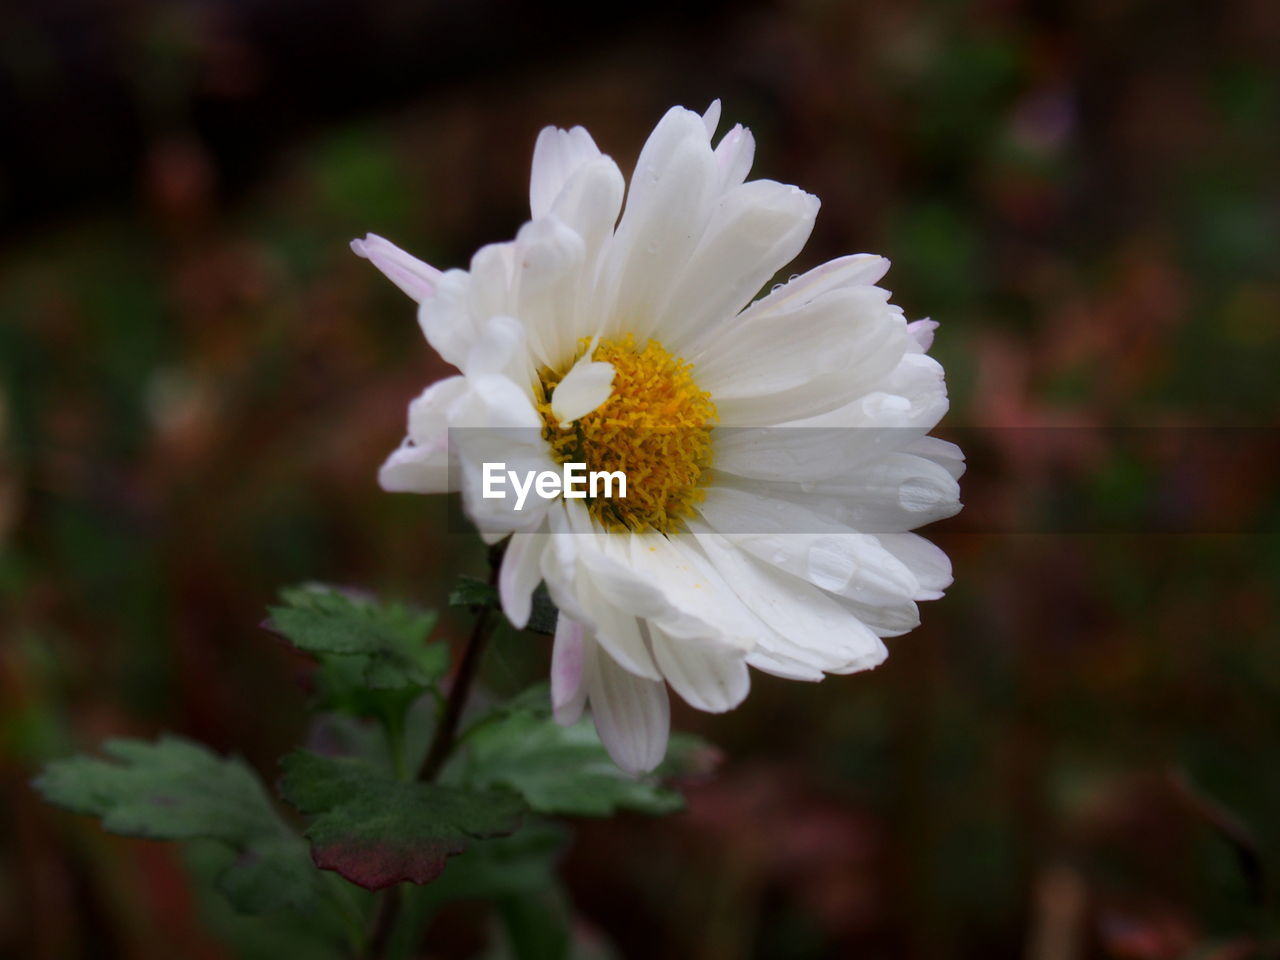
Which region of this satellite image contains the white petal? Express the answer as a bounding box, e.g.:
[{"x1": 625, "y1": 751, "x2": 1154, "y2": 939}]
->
[
  {"x1": 512, "y1": 217, "x2": 588, "y2": 369},
  {"x1": 695, "y1": 488, "x2": 922, "y2": 604},
  {"x1": 468, "y1": 241, "x2": 516, "y2": 323},
  {"x1": 626, "y1": 533, "x2": 762, "y2": 649},
  {"x1": 699, "y1": 252, "x2": 890, "y2": 343},
  {"x1": 578, "y1": 583, "x2": 661, "y2": 680},
  {"x1": 711, "y1": 123, "x2": 755, "y2": 193},
  {"x1": 587, "y1": 643, "x2": 670, "y2": 774},
  {"x1": 463, "y1": 315, "x2": 528, "y2": 381},
  {"x1": 406, "y1": 375, "x2": 468, "y2": 445},
  {"x1": 549, "y1": 156, "x2": 625, "y2": 252},
  {"x1": 744, "y1": 646, "x2": 827, "y2": 682},
  {"x1": 709, "y1": 288, "x2": 911, "y2": 426},
  {"x1": 904, "y1": 435, "x2": 967, "y2": 480},
  {"x1": 691, "y1": 524, "x2": 889, "y2": 675},
  {"x1": 696, "y1": 285, "x2": 903, "y2": 402},
  {"x1": 530, "y1": 125, "x2": 603, "y2": 219},
  {"x1": 551, "y1": 615, "x2": 588, "y2": 725},
  {"x1": 657, "y1": 179, "x2": 820, "y2": 348},
  {"x1": 756, "y1": 453, "x2": 963, "y2": 533},
  {"x1": 378, "y1": 443, "x2": 448, "y2": 494},
  {"x1": 649, "y1": 628, "x2": 750, "y2": 713},
  {"x1": 742, "y1": 253, "x2": 891, "y2": 315},
  {"x1": 351, "y1": 233, "x2": 442, "y2": 303},
  {"x1": 538, "y1": 514, "x2": 592, "y2": 626},
  {"x1": 451, "y1": 375, "x2": 555, "y2": 534},
  {"x1": 550, "y1": 356, "x2": 614, "y2": 425},
  {"x1": 417, "y1": 269, "x2": 477, "y2": 370},
  {"x1": 603, "y1": 107, "x2": 717, "y2": 338},
  {"x1": 543, "y1": 158, "x2": 626, "y2": 362},
  {"x1": 907, "y1": 318, "x2": 938, "y2": 353},
  {"x1": 499, "y1": 532, "x2": 546, "y2": 629},
  {"x1": 834, "y1": 594, "x2": 921, "y2": 638},
  {"x1": 876, "y1": 533, "x2": 954, "y2": 600},
  {"x1": 572, "y1": 535, "x2": 674, "y2": 623},
  {"x1": 701, "y1": 99, "x2": 722, "y2": 138},
  {"x1": 791, "y1": 352, "x2": 950, "y2": 432},
  {"x1": 379, "y1": 376, "x2": 468, "y2": 494}
]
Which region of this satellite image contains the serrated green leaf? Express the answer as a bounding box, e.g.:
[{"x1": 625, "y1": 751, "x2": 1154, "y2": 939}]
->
[
  {"x1": 456, "y1": 706, "x2": 694, "y2": 817},
  {"x1": 268, "y1": 585, "x2": 444, "y2": 691},
  {"x1": 449, "y1": 575, "x2": 498, "y2": 610},
  {"x1": 35, "y1": 736, "x2": 320, "y2": 914},
  {"x1": 279, "y1": 751, "x2": 524, "y2": 891}
]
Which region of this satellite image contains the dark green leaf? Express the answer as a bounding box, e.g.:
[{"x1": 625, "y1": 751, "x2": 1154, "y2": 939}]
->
[
  {"x1": 311, "y1": 652, "x2": 424, "y2": 724},
  {"x1": 425, "y1": 819, "x2": 568, "y2": 902},
  {"x1": 185, "y1": 842, "x2": 357, "y2": 960},
  {"x1": 279, "y1": 751, "x2": 524, "y2": 890},
  {"x1": 386, "y1": 821, "x2": 570, "y2": 959},
  {"x1": 449, "y1": 575, "x2": 498, "y2": 610},
  {"x1": 457, "y1": 706, "x2": 697, "y2": 817},
  {"x1": 268, "y1": 585, "x2": 444, "y2": 691},
  {"x1": 34, "y1": 736, "x2": 319, "y2": 914},
  {"x1": 498, "y1": 887, "x2": 572, "y2": 960}
]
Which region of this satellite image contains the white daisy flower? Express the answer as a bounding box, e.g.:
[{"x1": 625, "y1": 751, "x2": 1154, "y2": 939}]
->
[{"x1": 355, "y1": 101, "x2": 963, "y2": 774}]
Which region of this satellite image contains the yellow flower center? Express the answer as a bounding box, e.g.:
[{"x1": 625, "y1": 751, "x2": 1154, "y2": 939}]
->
[{"x1": 537, "y1": 334, "x2": 716, "y2": 533}]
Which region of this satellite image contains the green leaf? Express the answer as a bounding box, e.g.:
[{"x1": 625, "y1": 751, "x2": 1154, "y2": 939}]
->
[
  {"x1": 457, "y1": 703, "x2": 700, "y2": 817},
  {"x1": 385, "y1": 821, "x2": 571, "y2": 960},
  {"x1": 427, "y1": 819, "x2": 569, "y2": 902},
  {"x1": 34, "y1": 736, "x2": 320, "y2": 914},
  {"x1": 449, "y1": 575, "x2": 498, "y2": 610},
  {"x1": 268, "y1": 585, "x2": 444, "y2": 691},
  {"x1": 279, "y1": 751, "x2": 524, "y2": 890},
  {"x1": 185, "y1": 842, "x2": 359, "y2": 960},
  {"x1": 497, "y1": 887, "x2": 572, "y2": 960}
]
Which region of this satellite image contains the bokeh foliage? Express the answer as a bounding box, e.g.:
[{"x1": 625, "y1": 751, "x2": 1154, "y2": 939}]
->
[{"x1": 3, "y1": 0, "x2": 1279, "y2": 957}]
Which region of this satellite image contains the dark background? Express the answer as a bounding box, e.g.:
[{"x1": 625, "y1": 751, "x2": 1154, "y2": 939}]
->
[{"x1": 3, "y1": 0, "x2": 1279, "y2": 957}]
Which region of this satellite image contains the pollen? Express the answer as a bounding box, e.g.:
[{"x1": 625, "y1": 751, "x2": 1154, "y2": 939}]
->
[{"x1": 537, "y1": 334, "x2": 716, "y2": 533}]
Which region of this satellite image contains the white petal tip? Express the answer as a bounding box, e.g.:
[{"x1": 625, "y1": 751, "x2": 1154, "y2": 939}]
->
[
  {"x1": 702, "y1": 99, "x2": 723, "y2": 137},
  {"x1": 551, "y1": 360, "x2": 614, "y2": 426}
]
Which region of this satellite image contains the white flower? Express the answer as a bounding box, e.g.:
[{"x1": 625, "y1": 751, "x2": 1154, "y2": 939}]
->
[{"x1": 356, "y1": 101, "x2": 963, "y2": 774}]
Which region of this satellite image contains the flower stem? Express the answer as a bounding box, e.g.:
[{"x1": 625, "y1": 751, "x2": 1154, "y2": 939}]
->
[
  {"x1": 366, "y1": 547, "x2": 504, "y2": 959},
  {"x1": 418, "y1": 581, "x2": 497, "y2": 780},
  {"x1": 366, "y1": 887, "x2": 401, "y2": 960}
]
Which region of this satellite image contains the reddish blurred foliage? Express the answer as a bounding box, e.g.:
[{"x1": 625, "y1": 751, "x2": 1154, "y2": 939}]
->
[{"x1": 3, "y1": 0, "x2": 1279, "y2": 957}]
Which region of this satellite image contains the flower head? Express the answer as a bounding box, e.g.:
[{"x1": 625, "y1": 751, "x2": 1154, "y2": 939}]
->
[{"x1": 358, "y1": 102, "x2": 963, "y2": 773}]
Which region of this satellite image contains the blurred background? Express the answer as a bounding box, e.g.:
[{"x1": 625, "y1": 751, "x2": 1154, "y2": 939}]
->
[{"x1": 3, "y1": 0, "x2": 1279, "y2": 957}]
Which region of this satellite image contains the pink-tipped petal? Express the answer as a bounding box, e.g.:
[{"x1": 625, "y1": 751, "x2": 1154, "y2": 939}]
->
[
  {"x1": 551, "y1": 616, "x2": 588, "y2": 725},
  {"x1": 351, "y1": 233, "x2": 442, "y2": 302}
]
